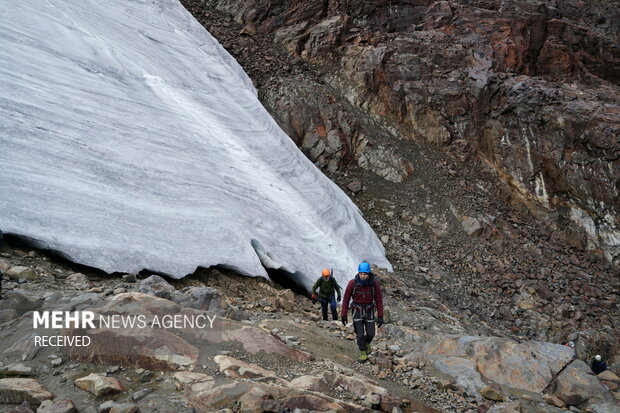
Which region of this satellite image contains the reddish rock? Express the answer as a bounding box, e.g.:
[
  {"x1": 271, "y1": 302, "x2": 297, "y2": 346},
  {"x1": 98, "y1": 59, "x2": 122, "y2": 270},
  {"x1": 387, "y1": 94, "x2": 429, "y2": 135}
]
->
[{"x1": 74, "y1": 374, "x2": 124, "y2": 397}]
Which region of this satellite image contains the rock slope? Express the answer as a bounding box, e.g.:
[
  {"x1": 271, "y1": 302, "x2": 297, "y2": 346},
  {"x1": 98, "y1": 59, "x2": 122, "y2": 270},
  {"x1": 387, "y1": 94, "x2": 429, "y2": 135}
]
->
[
  {"x1": 192, "y1": 0, "x2": 620, "y2": 267},
  {"x1": 0, "y1": 246, "x2": 619, "y2": 412}
]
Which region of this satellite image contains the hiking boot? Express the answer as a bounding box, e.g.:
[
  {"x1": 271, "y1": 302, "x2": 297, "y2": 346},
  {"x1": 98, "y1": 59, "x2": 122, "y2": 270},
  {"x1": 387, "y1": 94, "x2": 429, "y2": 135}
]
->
[
  {"x1": 358, "y1": 350, "x2": 368, "y2": 363},
  {"x1": 366, "y1": 343, "x2": 372, "y2": 353}
]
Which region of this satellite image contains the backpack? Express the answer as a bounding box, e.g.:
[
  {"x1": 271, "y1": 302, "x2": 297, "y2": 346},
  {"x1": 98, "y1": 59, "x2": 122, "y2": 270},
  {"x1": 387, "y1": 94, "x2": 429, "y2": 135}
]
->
[{"x1": 352, "y1": 273, "x2": 376, "y2": 299}]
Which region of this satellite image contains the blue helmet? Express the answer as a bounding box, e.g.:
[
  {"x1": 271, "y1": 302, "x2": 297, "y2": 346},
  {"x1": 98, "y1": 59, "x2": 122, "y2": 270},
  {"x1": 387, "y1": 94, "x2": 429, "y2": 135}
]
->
[{"x1": 358, "y1": 262, "x2": 371, "y2": 273}]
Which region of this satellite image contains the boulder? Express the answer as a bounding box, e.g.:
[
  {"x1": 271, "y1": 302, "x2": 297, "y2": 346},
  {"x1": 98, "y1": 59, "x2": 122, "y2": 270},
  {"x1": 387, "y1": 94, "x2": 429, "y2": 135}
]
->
[
  {"x1": 187, "y1": 380, "x2": 257, "y2": 411},
  {"x1": 63, "y1": 292, "x2": 308, "y2": 371},
  {"x1": 171, "y1": 286, "x2": 236, "y2": 317},
  {"x1": 0, "y1": 378, "x2": 54, "y2": 406},
  {"x1": 542, "y1": 394, "x2": 566, "y2": 408},
  {"x1": 417, "y1": 335, "x2": 574, "y2": 394},
  {"x1": 137, "y1": 275, "x2": 175, "y2": 299},
  {"x1": 223, "y1": 326, "x2": 314, "y2": 362},
  {"x1": 7, "y1": 266, "x2": 37, "y2": 281},
  {"x1": 0, "y1": 363, "x2": 33, "y2": 377},
  {"x1": 598, "y1": 370, "x2": 620, "y2": 384},
  {"x1": 290, "y1": 370, "x2": 387, "y2": 396},
  {"x1": 37, "y1": 399, "x2": 78, "y2": 413},
  {"x1": 237, "y1": 385, "x2": 281, "y2": 412},
  {"x1": 65, "y1": 322, "x2": 199, "y2": 371},
  {"x1": 551, "y1": 360, "x2": 615, "y2": 406},
  {"x1": 98, "y1": 401, "x2": 139, "y2": 413},
  {"x1": 0, "y1": 290, "x2": 44, "y2": 312},
  {"x1": 74, "y1": 373, "x2": 124, "y2": 397},
  {"x1": 186, "y1": 377, "x2": 370, "y2": 413},
  {"x1": 63, "y1": 293, "x2": 200, "y2": 370},
  {"x1": 66, "y1": 273, "x2": 89, "y2": 288},
  {"x1": 481, "y1": 384, "x2": 504, "y2": 402},
  {"x1": 68, "y1": 293, "x2": 102, "y2": 311},
  {"x1": 213, "y1": 355, "x2": 280, "y2": 381},
  {"x1": 121, "y1": 274, "x2": 137, "y2": 283}
]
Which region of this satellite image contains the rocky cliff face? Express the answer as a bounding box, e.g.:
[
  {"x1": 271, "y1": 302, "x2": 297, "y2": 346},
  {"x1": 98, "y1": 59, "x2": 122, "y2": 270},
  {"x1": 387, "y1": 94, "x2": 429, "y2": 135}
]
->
[{"x1": 196, "y1": 0, "x2": 620, "y2": 267}]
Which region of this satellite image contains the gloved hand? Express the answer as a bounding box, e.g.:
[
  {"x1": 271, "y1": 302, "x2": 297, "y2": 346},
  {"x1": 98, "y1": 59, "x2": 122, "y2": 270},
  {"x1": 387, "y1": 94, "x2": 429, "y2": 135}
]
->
[
  {"x1": 341, "y1": 316, "x2": 348, "y2": 326},
  {"x1": 311, "y1": 294, "x2": 317, "y2": 304},
  {"x1": 337, "y1": 296, "x2": 342, "y2": 303},
  {"x1": 377, "y1": 317, "x2": 384, "y2": 328}
]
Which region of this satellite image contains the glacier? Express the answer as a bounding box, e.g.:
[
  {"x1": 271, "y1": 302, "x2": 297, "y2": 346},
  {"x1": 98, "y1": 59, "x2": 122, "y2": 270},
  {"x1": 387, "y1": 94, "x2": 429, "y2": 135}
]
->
[{"x1": 0, "y1": 0, "x2": 392, "y2": 289}]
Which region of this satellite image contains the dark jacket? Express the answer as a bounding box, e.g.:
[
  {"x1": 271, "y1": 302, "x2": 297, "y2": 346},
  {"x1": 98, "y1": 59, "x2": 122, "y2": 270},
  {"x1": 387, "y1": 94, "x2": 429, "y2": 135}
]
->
[
  {"x1": 591, "y1": 359, "x2": 608, "y2": 375},
  {"x1": 312, "y1": 276, "x2": 341, "y2": 299},
  {"x1": 341, "y1": 273, "x2": 383, "y2": 317}
]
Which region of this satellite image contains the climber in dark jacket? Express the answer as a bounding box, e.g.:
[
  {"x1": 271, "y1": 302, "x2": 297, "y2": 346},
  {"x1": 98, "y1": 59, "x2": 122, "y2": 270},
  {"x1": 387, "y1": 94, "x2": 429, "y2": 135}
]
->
[
  {"x1": 311, "y1": 268, "x2": 342, "y2": 321},
  {"x1": 591, "y1": 355, "x2": 608, "y2": 375},
  {"x1": 341, "y1": 262, "x2": 384, "y2": 363}
]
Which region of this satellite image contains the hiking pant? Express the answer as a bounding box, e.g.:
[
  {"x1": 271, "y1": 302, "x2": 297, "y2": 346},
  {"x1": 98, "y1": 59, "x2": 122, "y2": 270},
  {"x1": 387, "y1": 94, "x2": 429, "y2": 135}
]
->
[
  {"x1": 319, "y1": 296, "x2": 338, "y2": 320},
  {"x1": 352, "y1": 305, "x2": 375, "y2": 351}
]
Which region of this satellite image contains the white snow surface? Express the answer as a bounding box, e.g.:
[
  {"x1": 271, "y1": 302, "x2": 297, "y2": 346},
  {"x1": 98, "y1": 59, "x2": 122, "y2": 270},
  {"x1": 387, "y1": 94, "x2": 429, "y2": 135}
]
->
[{"x1": 0, "y1": 0, "x2": 392, "y2": 289}]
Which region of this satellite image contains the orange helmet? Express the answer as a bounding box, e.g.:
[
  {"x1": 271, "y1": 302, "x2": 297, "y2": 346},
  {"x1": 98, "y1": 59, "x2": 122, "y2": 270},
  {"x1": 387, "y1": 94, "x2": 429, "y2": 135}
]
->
[{"x1": 322, "y1": 268, "x2": 331, "y2": 277}]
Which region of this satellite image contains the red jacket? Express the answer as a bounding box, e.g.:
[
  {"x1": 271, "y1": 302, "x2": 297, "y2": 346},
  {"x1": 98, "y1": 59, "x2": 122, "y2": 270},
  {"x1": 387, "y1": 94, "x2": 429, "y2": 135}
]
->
[{"x1": 341, "y1": 274, "x2": 383, "y2": 318}]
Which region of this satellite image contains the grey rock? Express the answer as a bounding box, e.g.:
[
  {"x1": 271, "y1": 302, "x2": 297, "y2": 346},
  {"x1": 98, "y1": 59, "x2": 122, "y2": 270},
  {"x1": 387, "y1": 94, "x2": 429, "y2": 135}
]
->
[
  {"x1": 171, "y1": 286, "x2": 226, "y2": 313},
  {"x1": 110, "y1": 404, "x2": 139, "y2": 413},
  {"x1": 388, "y1": 344, "x2": 401, "y2": 352},
  {"x1": 37, "y1": 399, "x2": 78, "y2": 413},
  {"x1": 121, "y1": 274, "x2": 137, "y2": 283},
  {"x1": 131, "y1": 388, "x2": 153, "y2": 401},
  {"x1": 68, "y1": 293, "x2": 101, "y2": 311},
  {"x1": 98, "y1": 402, "x2": 138, "y2": 413},
  {"x1": 551, "y1": 360, "x2": 615, "y2": 406},
  {"x1": 0, "y1": 309, "x2": 19, "y2": 323},
  {"x1": 137, "y1": 275, "x2": 175, "y2": 299},
  {"x1": 0, "y1": 363, "x2": 32, "y2": 377},
  {"x1": 66, "y1": 273, "x2": 89, "y2": 289},
  {"x1": 0, "y1": 290, "x2": 44, "y2": 312},
  {"x1": 347, "y1": 181, "x2": 362, "y2": 193}
]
